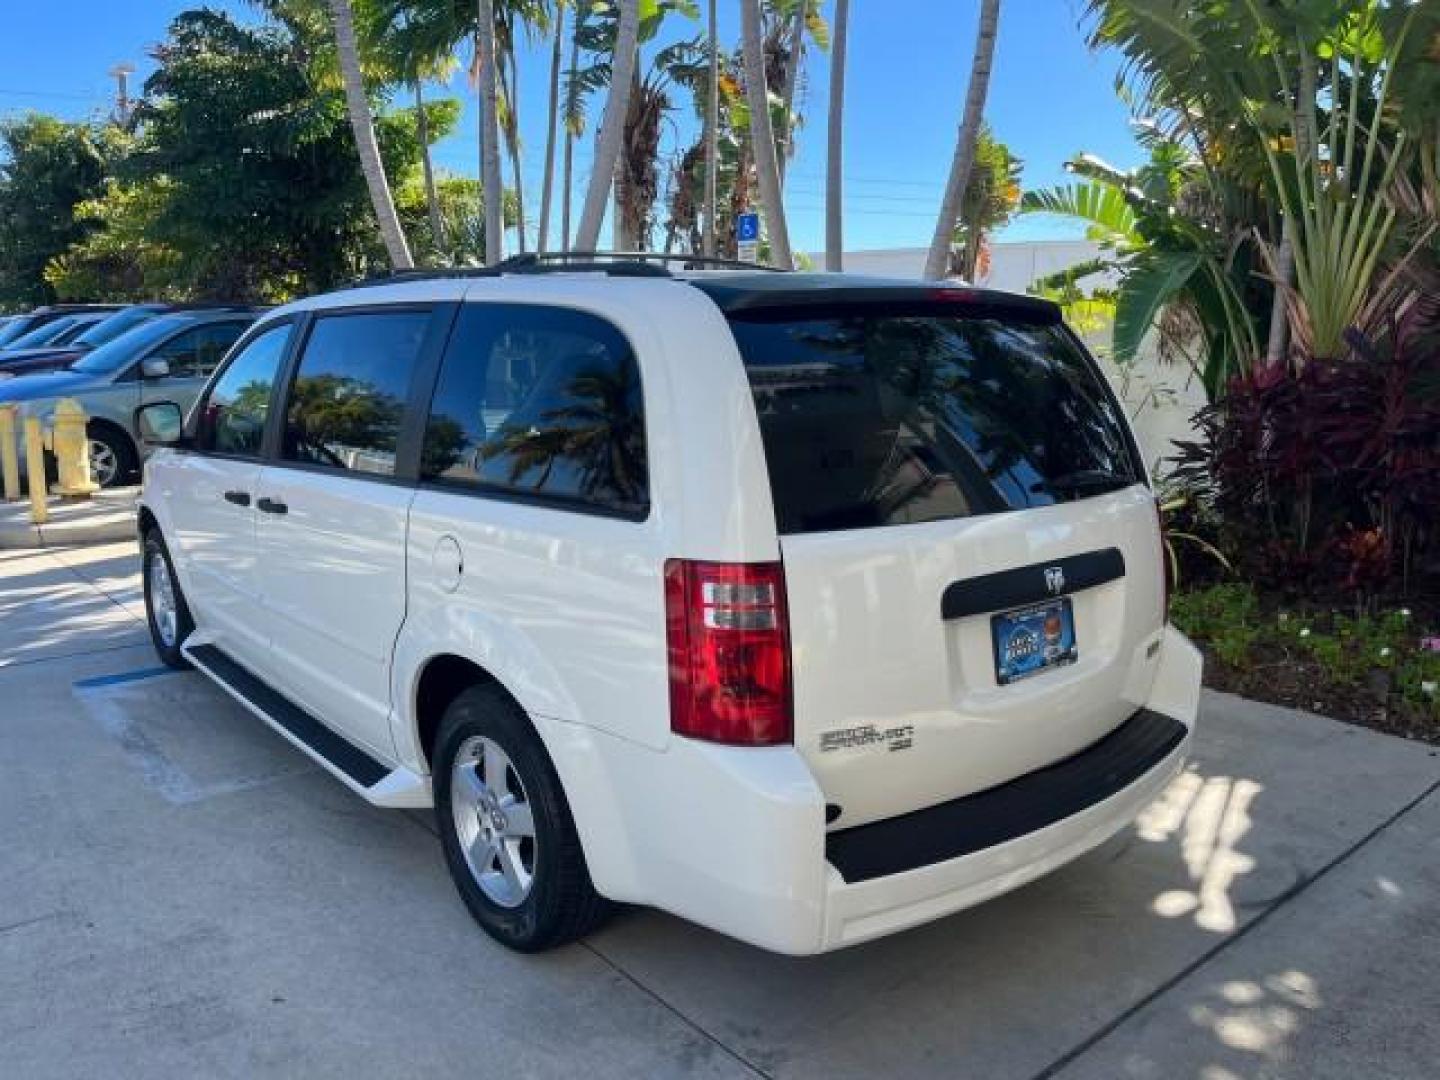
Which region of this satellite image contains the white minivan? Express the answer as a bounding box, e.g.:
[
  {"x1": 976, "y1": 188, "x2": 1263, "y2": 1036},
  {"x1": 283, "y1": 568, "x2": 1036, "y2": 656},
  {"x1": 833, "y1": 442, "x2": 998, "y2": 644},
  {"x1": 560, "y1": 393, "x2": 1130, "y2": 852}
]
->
[{"x1": 135, "y1": 256, "x2": 1202, "y2": 954}]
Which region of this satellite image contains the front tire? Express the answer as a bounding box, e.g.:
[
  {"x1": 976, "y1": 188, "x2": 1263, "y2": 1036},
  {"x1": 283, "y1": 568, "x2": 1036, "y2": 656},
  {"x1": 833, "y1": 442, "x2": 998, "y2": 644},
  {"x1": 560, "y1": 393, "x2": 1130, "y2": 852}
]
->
[
  {"x1": 143, "y1": 530, "x2": 193, "y2": 670},
  {"x1": 88, "y1": 426, "x2": 137, "y2": 489},
  {"x1": 434, "y1": 684, "x2": 610, "y2": 951}
]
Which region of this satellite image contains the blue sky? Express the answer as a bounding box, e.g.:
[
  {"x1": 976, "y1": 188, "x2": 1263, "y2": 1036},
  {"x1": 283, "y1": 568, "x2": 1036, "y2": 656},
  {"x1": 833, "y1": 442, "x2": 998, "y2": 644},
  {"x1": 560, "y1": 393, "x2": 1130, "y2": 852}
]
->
[{"x1": 0, "y1": 0, "x2": 1143, "y2": 253}]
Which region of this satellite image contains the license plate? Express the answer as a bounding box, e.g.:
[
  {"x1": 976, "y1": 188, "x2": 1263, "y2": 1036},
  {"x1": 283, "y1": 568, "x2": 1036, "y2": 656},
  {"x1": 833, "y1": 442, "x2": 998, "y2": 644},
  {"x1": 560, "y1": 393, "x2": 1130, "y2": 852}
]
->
[{"x1": 992, "y1": 599, "x2": 1077, "y2": 685}]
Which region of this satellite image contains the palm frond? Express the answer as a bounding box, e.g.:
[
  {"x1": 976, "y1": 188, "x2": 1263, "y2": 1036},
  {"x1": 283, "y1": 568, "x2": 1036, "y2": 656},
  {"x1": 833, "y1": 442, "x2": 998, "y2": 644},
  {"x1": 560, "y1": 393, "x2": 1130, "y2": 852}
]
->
[
  {"x1": 1113, "y1": 249, "x2": 1203, "y2": 364},
  {"x1": 1018, "y1": 181, "x2": 1141, "y2": 248}
]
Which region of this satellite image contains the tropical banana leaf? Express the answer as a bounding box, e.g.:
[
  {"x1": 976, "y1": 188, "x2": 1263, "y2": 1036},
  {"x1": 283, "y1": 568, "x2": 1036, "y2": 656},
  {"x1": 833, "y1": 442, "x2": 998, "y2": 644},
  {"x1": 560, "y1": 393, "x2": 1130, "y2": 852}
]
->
[
  {"x1": 1018, "y1": 181, "x2": 1140, "y2": 248},
  {"x1": 1113, "y1": 249, "x2": 1203, "y2": 365}
]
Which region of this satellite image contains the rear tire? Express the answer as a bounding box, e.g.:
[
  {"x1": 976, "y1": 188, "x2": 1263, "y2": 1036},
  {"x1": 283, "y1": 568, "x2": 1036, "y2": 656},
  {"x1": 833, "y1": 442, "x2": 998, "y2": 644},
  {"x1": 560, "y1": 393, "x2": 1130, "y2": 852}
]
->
[
  {"x1": 434, "y1": 684, "x2": 611, "y2": 951},
  {"x1": 143, "y1": 530, "x2": 193, "y2": 670}
]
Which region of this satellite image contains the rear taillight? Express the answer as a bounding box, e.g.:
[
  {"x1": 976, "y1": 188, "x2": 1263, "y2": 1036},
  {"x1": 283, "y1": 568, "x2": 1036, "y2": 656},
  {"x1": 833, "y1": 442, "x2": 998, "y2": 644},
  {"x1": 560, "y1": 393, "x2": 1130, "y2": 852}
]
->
[{"x1": 664, "y1": 560, "x2": 793, "y2": 746}]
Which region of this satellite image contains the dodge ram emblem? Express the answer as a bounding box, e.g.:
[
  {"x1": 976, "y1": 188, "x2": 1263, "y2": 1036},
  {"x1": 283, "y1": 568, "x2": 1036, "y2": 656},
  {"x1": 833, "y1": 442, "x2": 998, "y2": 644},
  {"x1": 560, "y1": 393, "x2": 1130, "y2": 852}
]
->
[{"x1": 1044, "y1": 566, "x2": 1065, "y2": 596}]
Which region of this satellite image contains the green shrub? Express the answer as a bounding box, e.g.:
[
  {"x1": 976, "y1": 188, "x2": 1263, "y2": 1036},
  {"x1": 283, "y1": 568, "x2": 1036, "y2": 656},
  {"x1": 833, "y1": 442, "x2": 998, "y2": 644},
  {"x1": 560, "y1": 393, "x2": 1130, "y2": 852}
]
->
[{"x1": 1171, "y1": 583, "x2": 1439, "y2": 715}]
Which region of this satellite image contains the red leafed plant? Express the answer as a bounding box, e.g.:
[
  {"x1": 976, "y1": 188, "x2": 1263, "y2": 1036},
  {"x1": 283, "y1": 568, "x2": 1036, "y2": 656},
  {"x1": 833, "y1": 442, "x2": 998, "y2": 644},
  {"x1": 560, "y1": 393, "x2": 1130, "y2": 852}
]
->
[{"x1": 1171, "y1": 298, "x2": 1440, "y2": 602}]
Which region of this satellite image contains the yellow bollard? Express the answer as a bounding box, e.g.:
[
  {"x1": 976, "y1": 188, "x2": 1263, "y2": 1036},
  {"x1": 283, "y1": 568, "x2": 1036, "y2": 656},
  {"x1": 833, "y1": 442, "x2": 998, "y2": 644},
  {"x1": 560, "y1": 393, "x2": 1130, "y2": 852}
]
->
[
  {"x1": 0, "y1": 405, "x2": 19, "y2": 502},
  {"x1": 51, "y1": 398, "x2": 98, "y2": 498},
  {"x1": 23, "y1": 416, "x2": 47, "y2": 525}
]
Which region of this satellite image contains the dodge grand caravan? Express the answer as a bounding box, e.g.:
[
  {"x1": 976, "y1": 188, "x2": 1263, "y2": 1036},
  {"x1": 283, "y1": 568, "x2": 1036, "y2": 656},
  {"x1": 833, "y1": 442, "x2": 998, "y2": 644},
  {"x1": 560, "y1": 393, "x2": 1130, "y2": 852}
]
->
[{"x1": 134, "y1": 255, "x2": 1202, "y2": 954}]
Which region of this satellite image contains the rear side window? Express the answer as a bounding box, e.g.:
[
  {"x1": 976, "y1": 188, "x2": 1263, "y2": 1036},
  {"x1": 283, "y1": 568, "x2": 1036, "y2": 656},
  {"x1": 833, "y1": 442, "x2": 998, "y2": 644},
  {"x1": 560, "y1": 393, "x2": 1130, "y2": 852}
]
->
[
  {"x1": 420, "y1": 303, "x2": 648, "y2": 518},
  {"x1": 198, "y1": 323, "x2": 291, "y2": 457},
  {"x1": 281, "y1": 310, "x2": 431, "y2": 477},
  {"x1": 730, "y1": 310, "x2": 1140, "y2": 535}
]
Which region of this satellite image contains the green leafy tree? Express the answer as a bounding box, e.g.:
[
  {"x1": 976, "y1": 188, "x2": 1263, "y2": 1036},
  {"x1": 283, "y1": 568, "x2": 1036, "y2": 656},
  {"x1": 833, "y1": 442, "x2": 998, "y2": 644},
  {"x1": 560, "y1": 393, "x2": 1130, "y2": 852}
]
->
[
  {"x1": 44, "y1": 177, "x2": 184, "y2": 301},
  {"x1": 0, "y1": 115, "x2": 124, "y2": 306},
  {"x1": 129, "y1": 8, "x2": 458, "y2": 299}
]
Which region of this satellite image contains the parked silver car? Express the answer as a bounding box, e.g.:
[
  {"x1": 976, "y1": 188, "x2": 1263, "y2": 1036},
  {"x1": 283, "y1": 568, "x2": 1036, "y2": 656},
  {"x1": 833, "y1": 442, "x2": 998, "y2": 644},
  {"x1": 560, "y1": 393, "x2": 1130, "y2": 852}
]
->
[{"x1": 0, "y1": 308, "x2": 258, "y2": 487}]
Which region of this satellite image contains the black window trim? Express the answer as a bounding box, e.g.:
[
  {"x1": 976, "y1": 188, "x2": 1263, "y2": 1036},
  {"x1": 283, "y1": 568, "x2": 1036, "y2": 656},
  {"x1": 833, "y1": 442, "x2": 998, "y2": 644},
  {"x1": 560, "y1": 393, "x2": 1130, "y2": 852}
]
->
[
  {"x1": 263, "y1": 302, "x2": 460, "y2": 487},
  {"x1": 411, "y1": 299, "x2": 653, "y2": 524},
  {"x1": 187, "y1": 314, "x2": 304, "y2": 463}
]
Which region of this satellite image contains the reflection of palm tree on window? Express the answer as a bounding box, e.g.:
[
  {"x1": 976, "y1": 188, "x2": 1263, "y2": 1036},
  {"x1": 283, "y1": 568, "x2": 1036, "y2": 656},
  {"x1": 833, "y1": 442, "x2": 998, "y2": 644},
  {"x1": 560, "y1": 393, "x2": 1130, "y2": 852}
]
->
[
  {"x1": 482, "y1": 364, "x2": 646, "y2": 506},
  {"x1": 285, "y1": 374, "x2": 404, "y2": 466}
]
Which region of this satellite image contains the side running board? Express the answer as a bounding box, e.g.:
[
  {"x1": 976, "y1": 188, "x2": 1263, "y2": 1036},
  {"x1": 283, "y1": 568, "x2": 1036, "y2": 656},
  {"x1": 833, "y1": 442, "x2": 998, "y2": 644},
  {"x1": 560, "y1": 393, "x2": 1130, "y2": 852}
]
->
[{"x1": 185, "y1": 642, "x2": 431, "y2": 808}]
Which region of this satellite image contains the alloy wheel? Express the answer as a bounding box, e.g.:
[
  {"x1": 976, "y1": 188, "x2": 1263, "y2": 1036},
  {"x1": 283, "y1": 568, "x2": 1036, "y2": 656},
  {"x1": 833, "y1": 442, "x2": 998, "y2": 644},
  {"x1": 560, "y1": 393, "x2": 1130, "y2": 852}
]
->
[
  {"x1": 450, "y1": 735, "x2": 537, "y2": 908},
  {"x1": 88, "y1": 439, "x2": 119, "y2": 487},
  {"x1": 148, "y1": 550, "x2": 178, "y2": 649}
]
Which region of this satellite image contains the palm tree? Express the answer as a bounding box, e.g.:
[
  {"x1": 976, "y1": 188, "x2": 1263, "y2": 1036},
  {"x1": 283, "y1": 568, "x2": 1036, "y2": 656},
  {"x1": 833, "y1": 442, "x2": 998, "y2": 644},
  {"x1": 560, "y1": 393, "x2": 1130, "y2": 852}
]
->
[
  {"x1": 538, "y1": 0, "x2": 566, "y2": 250},
  {"x1": 413, "y1": 80, "x2": 446, "y2": 255},
  {"x1": 924, "y1": 0, "x2": 1002, "y2": 280},
  {"x1": 476, "y1": 0, "x2": 505, "y2": 262},
  {"x1": 573, "y1": 0, "x2": 640, "y2": 251},
  {"x1": 361, "y1": 5, "x2": 456, "y2": 258},
  {"x1": 560, "y1": 3, "x2": 587, "y2": 250},
  {"x1": 492, "y1": 2, "x2": 550, "y2": 253},
  {"x1": 328, "y1": 0, "x2": 413, "y2": 268},
  {"x1": 740, "y1": 0, "x2": 792, "y2": 268},
  {"x1": 953, "y1": 126, "x2": 1021, "y2": 280},
  {"x1": 775, "y1": 0, "x2": 805, "y2": 187},
  {"x1": 567, "y1": 1, "x2": 700, "y2": 251},
  {"x1": 702, "y1": 0, "x2": 718, "y2": 256},
  {"x1": 825, "y1": 0, "x2": 848, "y2": 271}
]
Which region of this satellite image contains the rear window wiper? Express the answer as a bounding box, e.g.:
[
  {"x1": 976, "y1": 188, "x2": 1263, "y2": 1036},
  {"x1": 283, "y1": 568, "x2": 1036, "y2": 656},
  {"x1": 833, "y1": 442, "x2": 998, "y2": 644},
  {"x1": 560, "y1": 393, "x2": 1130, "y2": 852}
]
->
[{"x1": 1033, "y1": 470, "x2": 1133, "y2": 494}]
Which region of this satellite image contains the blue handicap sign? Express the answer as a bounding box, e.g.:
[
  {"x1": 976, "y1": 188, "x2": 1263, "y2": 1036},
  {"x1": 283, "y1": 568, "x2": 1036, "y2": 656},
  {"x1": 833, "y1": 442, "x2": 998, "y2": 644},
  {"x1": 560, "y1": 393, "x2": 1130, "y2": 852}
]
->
[{"x1": 736, "y1": 212, "x2": 760, "y2": 243}]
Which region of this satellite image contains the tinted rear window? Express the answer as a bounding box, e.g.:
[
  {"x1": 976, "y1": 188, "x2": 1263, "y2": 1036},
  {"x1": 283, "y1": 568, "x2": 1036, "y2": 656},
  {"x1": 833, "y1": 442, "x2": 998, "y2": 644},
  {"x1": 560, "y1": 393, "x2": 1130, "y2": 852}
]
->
[{"x1": 730, "y1": 310, "x2": 1141, "y2": 535}]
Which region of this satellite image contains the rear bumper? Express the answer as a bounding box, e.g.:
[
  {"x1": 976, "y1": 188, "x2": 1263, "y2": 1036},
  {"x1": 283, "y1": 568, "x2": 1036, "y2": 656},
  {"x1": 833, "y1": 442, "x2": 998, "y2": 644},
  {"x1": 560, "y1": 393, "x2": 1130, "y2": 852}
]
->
[
  {"x1": 580, "y1": 626, "x2": 1202, "y2": 954},
  {"x1": 819, "y1": 724, "x2": 1188, "y2": 950},
  {"x1": 825, "y1": 708, "x2": 1185, "y2": 884}
]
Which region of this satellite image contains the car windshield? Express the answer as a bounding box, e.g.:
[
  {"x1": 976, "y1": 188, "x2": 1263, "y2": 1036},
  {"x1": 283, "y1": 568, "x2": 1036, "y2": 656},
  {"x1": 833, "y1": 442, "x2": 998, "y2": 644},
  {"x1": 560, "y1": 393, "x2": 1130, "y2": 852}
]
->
[
  {"x1": 4, "y1": 316, "x2": 78, "y2": 350},
  {"x1": 0, "y1": 318, "x2": 38, "y2": 348},
  {"x1": 72, "y1": 307, "x2": 159, "y2": 348},
  {"x1": 730, "y1": 306, "x2": 1143, "y2": 534},
  {"x1": 69, "y1": 316, "x2": 194, "y2": 375}
]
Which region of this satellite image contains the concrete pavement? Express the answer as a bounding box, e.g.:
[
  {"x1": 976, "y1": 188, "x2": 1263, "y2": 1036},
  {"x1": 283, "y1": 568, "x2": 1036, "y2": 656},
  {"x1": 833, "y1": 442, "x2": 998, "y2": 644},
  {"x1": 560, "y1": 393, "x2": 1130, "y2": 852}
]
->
[
  {"x1": 2, "y1": 542, "x2": 1438, "y2": 1079},
  {"x1": 0, "y1": 487, "x2": 140, "y2": 551}
]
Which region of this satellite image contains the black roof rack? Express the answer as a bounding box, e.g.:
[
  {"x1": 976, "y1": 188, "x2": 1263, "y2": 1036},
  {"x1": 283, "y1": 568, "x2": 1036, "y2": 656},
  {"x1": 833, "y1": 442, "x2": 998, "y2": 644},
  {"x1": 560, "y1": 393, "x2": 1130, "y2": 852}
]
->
[
  {"x1": 344, "y1": 250, "x2": 782, "y2": 290},
  {"x1": 503, "y1": 251, "x2": 782, "y2": 274}
]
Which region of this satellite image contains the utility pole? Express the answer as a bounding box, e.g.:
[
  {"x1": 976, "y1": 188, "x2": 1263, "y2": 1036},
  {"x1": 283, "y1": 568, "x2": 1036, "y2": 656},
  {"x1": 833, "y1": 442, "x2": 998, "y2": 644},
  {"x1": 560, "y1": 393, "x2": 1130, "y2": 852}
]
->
[{"x1": 108, "y1": 63, "x2": 135, "y2": 123}]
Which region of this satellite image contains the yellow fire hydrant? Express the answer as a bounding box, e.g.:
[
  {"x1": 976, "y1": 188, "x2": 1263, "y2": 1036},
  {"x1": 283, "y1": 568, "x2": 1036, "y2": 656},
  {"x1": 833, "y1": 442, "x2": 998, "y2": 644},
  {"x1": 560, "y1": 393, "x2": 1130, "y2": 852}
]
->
[{"x1": 50, "y1": 398, "x2": 98, "y2": 499}]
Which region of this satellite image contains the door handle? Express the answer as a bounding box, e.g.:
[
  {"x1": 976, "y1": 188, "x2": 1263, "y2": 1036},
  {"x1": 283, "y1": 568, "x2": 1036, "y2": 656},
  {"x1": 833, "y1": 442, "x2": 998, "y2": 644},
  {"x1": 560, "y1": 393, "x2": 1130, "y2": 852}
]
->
[
  {"x1": 223, "y1": 490, "x2": 251, "y2": 507},
  {"x1": 256, "y1": 497, "x2": 288, "y2": 515}
]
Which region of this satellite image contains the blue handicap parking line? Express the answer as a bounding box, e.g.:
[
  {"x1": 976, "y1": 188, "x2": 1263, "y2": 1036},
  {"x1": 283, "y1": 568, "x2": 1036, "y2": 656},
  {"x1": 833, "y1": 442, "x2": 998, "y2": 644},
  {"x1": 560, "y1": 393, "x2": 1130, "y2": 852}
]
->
[{"x1": 73, "y1": 666, "x2": 176, "y2": 690}]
